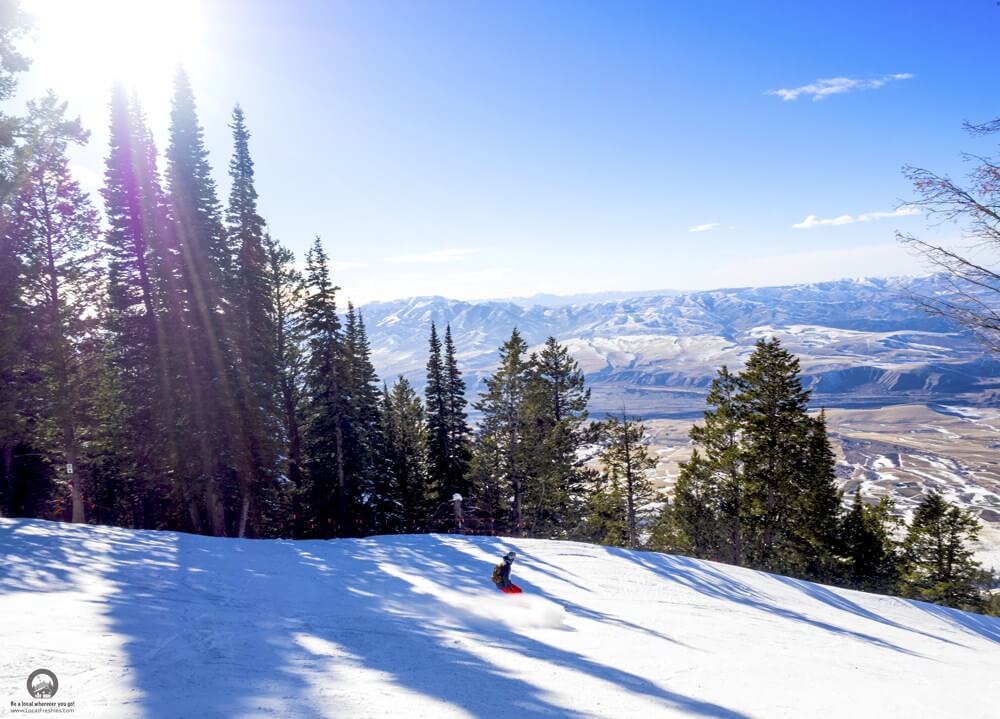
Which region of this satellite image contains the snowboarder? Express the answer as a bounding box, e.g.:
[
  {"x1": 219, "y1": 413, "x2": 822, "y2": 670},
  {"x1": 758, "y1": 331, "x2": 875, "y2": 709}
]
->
[{"x1": 492, "y1": 551, "x2": 522, "y2": 593}]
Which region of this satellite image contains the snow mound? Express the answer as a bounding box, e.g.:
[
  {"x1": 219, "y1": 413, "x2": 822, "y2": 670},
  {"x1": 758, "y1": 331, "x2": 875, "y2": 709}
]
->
[{"x1": 1, "y1": 518, "x2": 999, "y2": 719}]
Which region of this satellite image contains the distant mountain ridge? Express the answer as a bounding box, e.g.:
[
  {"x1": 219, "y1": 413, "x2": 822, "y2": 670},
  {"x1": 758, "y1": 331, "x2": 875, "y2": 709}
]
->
[{"x1": 360, "y1": 275, "x2": 1000, "y2": 416}]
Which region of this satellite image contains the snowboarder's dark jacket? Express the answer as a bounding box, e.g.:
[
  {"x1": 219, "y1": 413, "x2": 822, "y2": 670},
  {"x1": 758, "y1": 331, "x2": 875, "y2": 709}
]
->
[{"x1": 495, "y1": 559, "x2": 513, "y2": 588}]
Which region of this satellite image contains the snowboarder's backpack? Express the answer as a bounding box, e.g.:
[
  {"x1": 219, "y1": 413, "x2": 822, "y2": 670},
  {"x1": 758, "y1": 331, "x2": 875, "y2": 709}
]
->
[{"x1": 491, "y1": 562, "x2": 504, "y2": 587}]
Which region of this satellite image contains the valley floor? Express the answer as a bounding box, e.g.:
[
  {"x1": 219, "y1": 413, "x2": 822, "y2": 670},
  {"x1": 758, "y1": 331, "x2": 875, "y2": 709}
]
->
[
  {"x1": 1, "y1": 519, "x2": 998, "y2": 718},
  {"x1": 644, "y1": 403, "x2": 1000, "y2": 569}
]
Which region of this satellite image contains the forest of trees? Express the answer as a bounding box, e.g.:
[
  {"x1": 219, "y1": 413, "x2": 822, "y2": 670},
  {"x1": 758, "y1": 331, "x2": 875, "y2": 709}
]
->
[
  {"x1": 0, "y1": 9, "x2": 616, "y2": 545},
  {"x1": 653, "y1": 338, "x2": 995, "y2": 614},
  {"x1": 0, "y1": 2, "x2": 994, "y2": 615}
]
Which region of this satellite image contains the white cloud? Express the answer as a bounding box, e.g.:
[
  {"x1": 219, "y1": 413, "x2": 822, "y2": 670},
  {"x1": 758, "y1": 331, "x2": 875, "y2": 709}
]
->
[
  {"x1": 767, "y1": 73, "x2": 914, "y2": 102},
  {"x1": 792, "y1": 205, "x2": 920, "y2": 230},
  {"x1": 689, "y1": 223, "x2": 720, "y2": 233},
  {"x1": 383, "y1": 248, "x2": 477, "y2": 264}
]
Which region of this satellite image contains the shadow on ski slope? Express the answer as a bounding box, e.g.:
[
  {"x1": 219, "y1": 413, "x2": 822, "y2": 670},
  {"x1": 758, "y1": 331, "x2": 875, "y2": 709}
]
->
[{"x1": 1, "y1": 520, "x2": 756, "y2": 719}]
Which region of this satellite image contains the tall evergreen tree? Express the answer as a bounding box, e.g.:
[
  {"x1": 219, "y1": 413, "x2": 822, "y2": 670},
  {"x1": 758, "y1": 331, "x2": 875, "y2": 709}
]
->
[
  {"x1": 591, "y1": 412, "x2": 658, "y2": 549},
  {"x1": 301, "y1": 237, "x2": 346, "y2": 536},
  {"x1": 166, "y1": 68, "x2": 233, "y2": 535},
  {"x1": 426, "y1": 323, "x2": 473, "y2": 507},
  {"x1": 342, "y1": 302, "x2": 383, "y2": 534},
  {"x1": 672, "y1": 340, "x2": 844, "y2": 577},
  {"x1": 442, "y1": 324, "x2": 472, "y2": 497},
  {"x1": 0, "y1": 0, "x2": 29, "y2": 206},
  {"x1": 425, "y1": 322, "x2": 447, "y2": 501},
  {"x1": 225, "y1": 103, "x2": 277, "y2": 537},
  {"x1": 792, "y1": 409, "x2": 844, "y2": 577},
  {"x1": 0, "y1": 1, "x2": 32, "y2": 517},
  {"x1": 8, "y1": 94, "x2": 101, "y2": 523},
  {"x1": 470, "y1": 328, "x2": 531, "y2": 533},
  {"x1": 900, "y1": 492, "x2": 985, "y2": 610},
  {"x1": 688, "y1": 366, "x2": 745, "y2": 564},
  {"x1": 0, "y1": 182, "x2": 25, "y2": 515},
  {"x1": 669, "y1": 449, "x2": 723, "y2": 558},
  {"x1": 841, "y1": 489, "x2": 900, "y2": 590},
  {"x1": 737, "y1": 338, "x2": 816, "y2": 571},
  {"x1": 381, "y1": 377, "x2": 432, "y2": 533},
  {"x1": 263, "y1": 232, "x2": 305, "y2": 531},
  {"x1": 100, "y1": 85, "x2": 179, "y2": 528},
  {"x1": 522, "y1": 336, "x2": 590, "y2": 536}
]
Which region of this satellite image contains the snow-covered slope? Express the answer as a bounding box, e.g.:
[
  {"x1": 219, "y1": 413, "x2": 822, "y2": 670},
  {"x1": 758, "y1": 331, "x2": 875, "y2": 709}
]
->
[{"x1": 2, "y1": 519, "x2": 998, "y2": 719}]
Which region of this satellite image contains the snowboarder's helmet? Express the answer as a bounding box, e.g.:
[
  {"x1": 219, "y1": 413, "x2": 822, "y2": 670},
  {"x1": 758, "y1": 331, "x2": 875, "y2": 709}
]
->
[{"x1": 504, "y1": 551, "x2": 516, "y2": 562}]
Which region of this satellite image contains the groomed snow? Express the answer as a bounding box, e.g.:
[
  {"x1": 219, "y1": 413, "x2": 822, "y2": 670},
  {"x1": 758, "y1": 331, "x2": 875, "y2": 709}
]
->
[{"x1": 1, "y1": 518, "x2": 998, "y2": 718}]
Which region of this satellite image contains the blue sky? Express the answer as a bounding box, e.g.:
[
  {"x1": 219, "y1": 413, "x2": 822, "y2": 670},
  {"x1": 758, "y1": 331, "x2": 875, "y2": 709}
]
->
[{"x1": 17, "y1": 0, "x2": 1000, "y2": 303}]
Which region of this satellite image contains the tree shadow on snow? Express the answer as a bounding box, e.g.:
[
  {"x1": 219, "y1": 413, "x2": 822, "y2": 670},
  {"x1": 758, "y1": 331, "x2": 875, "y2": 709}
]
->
[
  {"x1": 768, "y1": 575, "x2": 966, "y2": 648},
  {"x1": 443, "y1": 535, "x2": 692, "y2": 647},
  {"x1": 604, "y1": 547, "x2": 927, "y2": 659},
  {"x1": 304, "y1": 535, "x2": 752, "y2": 719},
  {"x1": 0, "y1": 518, "x2": 94, "y2": 594},
  {"x1": 8, "y1": 524, "x2": 751, "y2": 719},
  {"x1": 91, "y1": 527, "x2": 330, "y2": 719},
  {"x1": 908, "y1": 598, "x2": 1000, "y2": 645}
]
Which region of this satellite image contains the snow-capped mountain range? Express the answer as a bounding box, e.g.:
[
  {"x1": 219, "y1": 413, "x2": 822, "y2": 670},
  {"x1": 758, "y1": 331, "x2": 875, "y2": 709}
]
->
[{"x1": 361, "y1": 274, "x2": 1000, "y2": 416}]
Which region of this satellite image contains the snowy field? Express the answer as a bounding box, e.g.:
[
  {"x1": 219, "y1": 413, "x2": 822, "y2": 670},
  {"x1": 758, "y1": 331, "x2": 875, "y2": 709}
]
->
[{"x1": 1, "y1": 519, "x2": 998, "y2": 719}]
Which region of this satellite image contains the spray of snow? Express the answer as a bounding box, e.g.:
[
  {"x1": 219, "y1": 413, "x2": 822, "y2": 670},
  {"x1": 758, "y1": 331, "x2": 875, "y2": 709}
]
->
[
  {"x1": 452, "y1": 592, "x2": 567, "y2": 630},
  {"x1": 376, "y1": 560, "x2": 566, "y2": 629}
]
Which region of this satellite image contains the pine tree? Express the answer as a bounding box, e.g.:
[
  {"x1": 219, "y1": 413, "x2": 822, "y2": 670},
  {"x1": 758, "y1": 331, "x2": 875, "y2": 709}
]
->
[
  {"x1": 581, "y1": 472, "x2": 628, "y2": 548},
  {"x1": 0, "y1": 0, "x2": 31, "y2": 517},
  {"x1": 100, "y1": 85, "x2": 180, "y2": 528},
  {"x1": 687, "y1": 365, "x2": 744, "y2": 564},
  {"x1": 8, "y1": 93, "x2": 101, "y2": 523},
  {"x1": 791, "y1": 409, "x2": 844, "y2": 577},
  {"x1": 0, "y1": 191, "x2": 25, "y2": 515},
  {"x1": 342, "y1": 302, "x2": 383, "y2": 534},
  {"x1": 673, "y1": 340, "x2": 844, "y2": 577},
  {"x1": 900, "y1": 492, "x2": 984, "y2": 610},
  {"x1": 225, "y1": 104, "x2": 277, "y2": 537},
  {"x1": 166, "y1": 68, "x2": 234, "y2": 535},
  {"x1": 0, "y1": 0, "x2": 29, "y2": 206},
  {"x1": 841, "y1": 489, "x2": 900, "y2": 590},
  {"x1": 263, "y1": 232, "x2": 305, "y2": 532},
  {"x1": 737, "y1": 338, "x2": 816, "y2": 572},
  {"x1": 442, "y1": 325, "x2": 472, "y2": 497},
  {"x1": 425, "y1": 322, "x2": 447, "y2": 502},
  {"x1": 669, "y1": 449, "x2": 723, "y2": 558},
  {"x1": 470, "y1": 329, "x2": 531, "y2": 533},
  {"x1": 301, "y1": 237, "x2": 346, "y2": 536},
  {"x1": 381, "y1": 376, "x2": 432, "y2": 533},
  {"x1": 590, "y1": 412, "x2": 658, "y2": 548},
  {"x1": 522, "y1": 336, "x2": 590, "y2": 536}
]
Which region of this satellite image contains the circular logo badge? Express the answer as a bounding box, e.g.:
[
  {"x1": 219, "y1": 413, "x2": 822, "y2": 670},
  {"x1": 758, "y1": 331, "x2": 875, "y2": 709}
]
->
[{"x1": 26, "y1": 669, "x2": 58, "y2": 699}]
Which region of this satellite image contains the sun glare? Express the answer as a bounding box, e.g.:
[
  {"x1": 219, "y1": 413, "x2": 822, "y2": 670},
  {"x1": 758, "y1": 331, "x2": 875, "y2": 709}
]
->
[{"x1": 23, "y1": 0, "x2": 205, "y2": 103}]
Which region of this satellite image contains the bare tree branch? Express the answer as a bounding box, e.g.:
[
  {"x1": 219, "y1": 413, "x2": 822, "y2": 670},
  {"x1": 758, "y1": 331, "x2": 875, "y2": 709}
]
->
[{"x1": 899, "y1": 117, "x2": 1000, "y2": 351}]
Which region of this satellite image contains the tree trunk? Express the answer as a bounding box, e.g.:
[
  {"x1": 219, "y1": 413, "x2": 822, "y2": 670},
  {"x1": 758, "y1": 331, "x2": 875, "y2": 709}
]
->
[
  {"x1": 1, "y1": 442, "x2": 12, "y2": 517},
  {"x1": 43, "y1": 207, "x2": 84, "y2": 524},
  {"x1": 334, "y1": 420, "x2": 345, "y2": 536},
  {"x1": 206, "y1": 479, "x2": 226, "y2": 536},
  {"x1": 508, "y1": 410, "x2": 522, "y2": 536},
  {"x1": 238, "y1": 494, "x2": 250, "y2": 538},
  {"x1": 187, "y1": 495, "x2": 202, "y2": 533},
  {"x1": 623, "y1": 413, "x2": 637, "y2": 549},
  {"x1": 63, "y1": 421, "x2": 84, "y2": 523}
]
